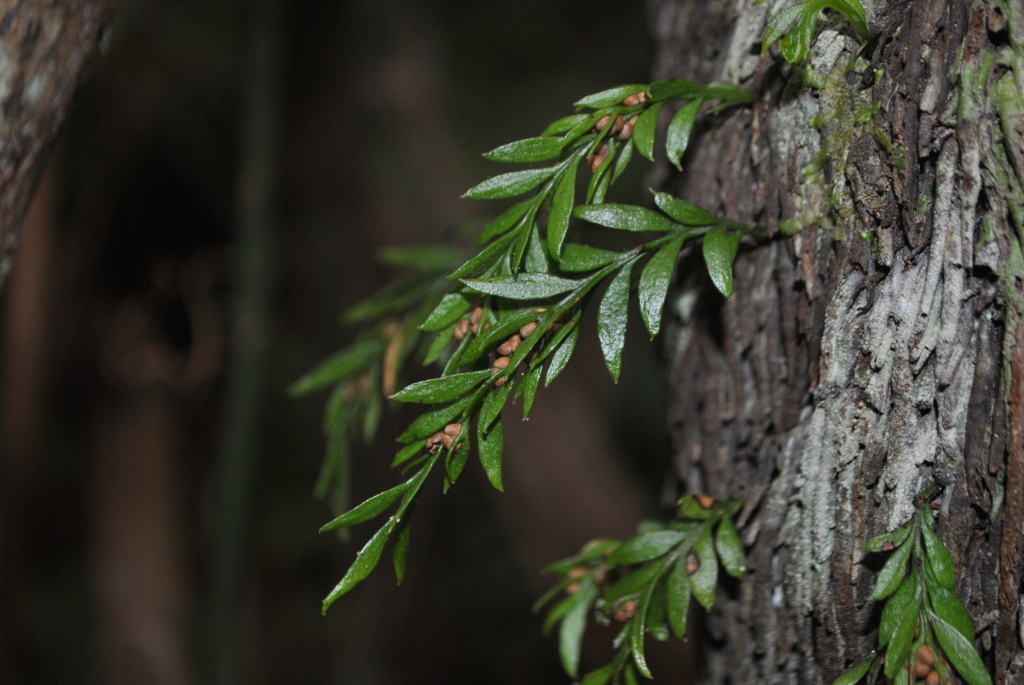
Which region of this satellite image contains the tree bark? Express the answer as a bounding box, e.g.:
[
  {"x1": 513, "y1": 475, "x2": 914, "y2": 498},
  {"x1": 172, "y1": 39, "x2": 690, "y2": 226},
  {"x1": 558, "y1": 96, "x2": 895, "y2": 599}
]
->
[
  {"x1": 0, "y1": 0, "x2": 112, "y2": 290},
  {"x1": 653, "y1": 0, "x2": 1024, "y2": 682}
]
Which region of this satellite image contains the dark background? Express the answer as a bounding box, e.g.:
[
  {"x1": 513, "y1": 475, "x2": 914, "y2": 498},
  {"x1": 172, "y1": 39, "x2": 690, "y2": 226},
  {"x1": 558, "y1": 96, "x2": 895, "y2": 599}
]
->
[{"x1": 0, "y1": 1, "x2": 688, "y2": 683}]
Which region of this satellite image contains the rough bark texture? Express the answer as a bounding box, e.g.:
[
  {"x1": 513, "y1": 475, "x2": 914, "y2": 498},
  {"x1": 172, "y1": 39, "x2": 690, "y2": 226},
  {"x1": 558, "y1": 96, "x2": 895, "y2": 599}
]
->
[
  {"x1": 652, "y1": 0, "x2": 1024, "y2": 682},
  {"x1": 0, "y1": 0, "x2": 112, "y2": 289}
]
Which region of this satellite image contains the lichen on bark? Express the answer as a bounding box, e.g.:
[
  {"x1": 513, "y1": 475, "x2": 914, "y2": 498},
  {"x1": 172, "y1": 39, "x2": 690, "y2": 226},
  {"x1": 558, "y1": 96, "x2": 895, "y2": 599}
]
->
[{"x1": 651, "y1": 0, "x2": 1024, "y2": 681}]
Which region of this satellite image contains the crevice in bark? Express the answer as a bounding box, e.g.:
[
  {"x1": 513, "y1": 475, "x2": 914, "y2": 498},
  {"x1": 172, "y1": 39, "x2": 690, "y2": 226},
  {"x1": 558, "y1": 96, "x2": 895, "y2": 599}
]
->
[{"x1": 652, "y1": 0, "x2": 1024, "y2": 682}]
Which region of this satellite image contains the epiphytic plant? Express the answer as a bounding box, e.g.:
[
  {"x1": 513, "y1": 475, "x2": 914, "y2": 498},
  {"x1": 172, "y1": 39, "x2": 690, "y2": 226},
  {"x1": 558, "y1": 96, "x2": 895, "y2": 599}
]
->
[{"x1": 758, "y1": 0, "x2": 868, "y2": 64}]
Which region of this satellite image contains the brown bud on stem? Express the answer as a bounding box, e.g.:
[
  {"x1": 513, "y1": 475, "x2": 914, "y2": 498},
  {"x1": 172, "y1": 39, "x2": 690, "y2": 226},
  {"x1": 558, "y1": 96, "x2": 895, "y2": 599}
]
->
[
  {"x1": 444, "y1": 423, "x2": 462, "y2": 437},
  {"x1": 595, "y1": 115, "x2": 611, "y2": 132},
  {"x1": 926, "y1": 671, "x2": 939, "y2": 685},
  {"x1": 695, "y1": 494, "x2": 716, "y2": 509},
  {"x1": 454, "y1": 319, "x2": 471, "y2": 340},
  {"x1": 567, "y1": 568, "x2": 588, "y2": 580},
  {"x1": 622, "y1": 91, "x2": 647, "y2": 106},
  {"x1": 917, "y1": 645, "x2": 935, "y2": 667},
  {"x1": 520, "y1": 322, "x2": 538, "y2": 338},
  {"x1": 588, "y1": 142, "x2": 610, "y2": 172},
  {"x1": 426, "y1": 432, "x2": 445, "y2": 449},
  {"x1": 614, "y1": 600, "x2": 638, "y2": 622},
  {"x1": 493, "y1": 376, "x2": 508, "y2": 387},
  {"x1": 618, "y1": 115, "x2": 638, "y2": 140},
  {"x1": 471, "y1": 306, "x2": 484, "y2": 333},
  {"x1": 610, "y1": 115, "x2": 625, "y2": 135},
  {"x1": 686, "y1": 552, "x2": 701, "y2": 575},
  {"x1": 497, "y1": 334, "x2": 521, "y2": 356},
  {"x1": 493, "y1": 356, "x2": 511, "y2": 370}
]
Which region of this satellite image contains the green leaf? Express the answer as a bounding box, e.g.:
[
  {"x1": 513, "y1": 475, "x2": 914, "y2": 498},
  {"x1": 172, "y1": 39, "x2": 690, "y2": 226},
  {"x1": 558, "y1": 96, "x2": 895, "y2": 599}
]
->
[
  {"x1": 824, "y1": 0, "x2": 867, "y2": 37},
  {"x1": 320, "y1": 482, "x2": 409, "y2": 532},
  {"x1": 677, "y1": 495, "x2": 715, "y2": 520},
  {"x1": 397, "y1": 396, "x2": 472, "y2": 444},
  {"x1": 322, "y1": 522, "x2": 393, "y2": 612},
  {"x1": 871, "y1": 536, "x2": 913, "y2": 600},
  {"x1": 518, "y1": 364, "x2": 543, "y2": 418},
  {"x1": 780, "y1": 8, "x2": 818, "y2": 64},
  {"x1": 463, "y1": 273, "x2": 581, "y2": 299},
  {"x1": 573, "y1": 203, "x2": 678, "y2": 233},
  {"x1": 646, "y1": 79, "x2": 704, "y2": 102},
  {"x1": 702, "y1": 226, "x2": 742, "y2": 298},
  {"x1": 423, "y1": 323, "x2": 456, "y2": 366},
  {"x1": 667, "y1": 558, "x2": 691, "y2": 637},
  {"x1": 610, "y1": 531, "x2": 685, "y2": 565},
  {"x1": 633, "y1": 102, "x2": 664, "y2": 161},
  {"x1": 478, "y1": 416, "x2": 505, "y2": 491},
  {"x1": 613, "y1": 137, "x2": 635, "y2": 182},
  {"x1": 585, "y1": 139, "x2": 617, "y2": 205},
  {"x1": 377, "y1": 245, "x2": 464, "y2": 271},
  {"x1": 605, "y1": 563, "x2": 664, "y2": 605},
  {"x1": 865, "y1": 523, "x2": 913, "y2": 552},
  {"x1": 832, "y1": 661, "x2": 871, "y2": 685},
  {"x1": 715, "y1": 516, "x2": 745, "y2": 578},
  {"x1": 690, "y1": 527, "x2": 718, "y2": 610},
  {"x1": 624, "y1": 662, "x2": 641, "y2": 685},
  {"x1": 929, "y1": 585, "x2": 976, "y2": 643},
  {"x1": 646, "y1": 587, "x2": 670, "y2": 641},
  {"x1": 638, "y1": 235, "x2": 685, "y2": 337},
  {"x1": 884, "y1": 591, "x2": 920, "y2": 677},
  {"x1": 479, "y1": 381, "x2": 513, "y2": 434},
  {"x1": 393, "y1": 516, "x2": 412, "y2": 584},
  {"x1": 478, "y1": 198, "x2": 533, "y2": 244},
  {"x1": 598, "y1": 263, "x2": 634, "y2": 381},
  {"x1": 575, "y1": 84, "x2": 648, "y2": 109},
  {"x1": 581, "y1": 664, "x2": 616, "y2": 685},
  {"x1": 450, "y1": 229, "x2": 520, "y2": 279},
  {"x1": 762, "y1": 3, "x2": 805, "y2": 54},
  {"x1": 702, "y1": 82, "x2": 753, "y2": 104},
  {"x1": 560, "y1": 577, "x2": 598, "y2": 678},
  {"x1": 560, "y1": 243, "x2": 620, "y2": 272},
  {"x1": 464, "y1": 167, "x2": 558, "y2": 200},
  {"x1": 445, "y1": 434, "x2": 470, "y2": 486},
  {"x1": 392, "y1": 442, "x2": 422, "y2": 468},
  {"x1": 922, "y1": 524, "x2": 956, "y2": 590},
  {"x1": 484, "y1": 136, "x2": 564, "y2": 163},
  {"x1": 543, "y1": 114, "x2": 590, "y2": 136},
  {"x1": 632, "y1": 585, "x2": 655, "y2": 678},
  {"x1": 653, "y1": 190, "x2": 719, "y2": 226},
  {"x1": 421, "y1": 292, "x2": 473, "y2": 331},
  {"x1": 665, "y1": 99, "x2": 703, "y2": 170},
  {"x1": 879, "y1": 573, "x2": 919, "y2": 647},
  {"x1": 931, "y1": 612, "x2": 992, "y2": 685},
  {"x1": 525, "y1": 223, "x2": 552, "y2": 274},
  {"x1": 548, "y1": 156, "x2": 581, "y2": 259},
  {"x1": 289, "y1": 341, "x2": 382, "y2": 396},
  {"x1": 391, "y1": 370, "x2": 490, "y2": 404},
  {"x1": 546, "y1": 325, "x2": 579, "y2": 387}
]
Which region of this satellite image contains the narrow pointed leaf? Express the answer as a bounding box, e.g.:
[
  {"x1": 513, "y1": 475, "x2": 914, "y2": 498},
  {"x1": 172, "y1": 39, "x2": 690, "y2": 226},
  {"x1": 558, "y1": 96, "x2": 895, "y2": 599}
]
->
[
  {"x1": 518, "y1": 364, "x2": 543, "y2": 418},
  {"x1": 631, "y1": 587, "x2": 654, "y2": 678},
  {"x1": 322, "y1": 522, "x2": 393, "y2": 612},
  {"x1": 320, "y1": 482, "x2": 409, "y2": 532},
  {"x1": 392, "y1": 442, "x2": 422, "y2": 468},
  {"x1": 833, "y1": 661, "x2": 871, "y2": 685},
  {"x1": 647, "y1": 79, "x2": 704, "y2": 102},
  {"x1": 393, "y1": 516, "x2": 412, "y2": 584},
  {"x1": 865, "y1": 523, "x2": 913, "y2": 552},
  {"x1": 573, "y1": 203, "x2": 677, "y2": 233},
  {"x1": 548, "y1": 156, "x2": 581, "y2": 258},
  {"x1": 884, "y1": 596, "x2": 920, "y2": 677},
  {"x1": 879, "y1": 572, "x2": 918, "y2": 647},
  {"x1": 931, "y1": 612, "x2": 992, "y2": 685},
  {"x1": 391, "y1": 370, "x2": 490, "y2": 404},
  {"x1": 464, "y1": 167, "x2": 557, "y2": 200},
  {"x1": 639, "y1": 235, "x2": 685, "y2": 337},
  {"x1": 397, "y1": 396, "x2": 472, "y2": 443},
  {"x1": 560, "y1": 243, "x2": 620, "y2": 272},
  {"x1": 665, "y1": 99, "x2": 703, "y2": 170},
  {"x1": 613, "y1": 137, "x2": 635, "y2": 181},
  {"x1": 609, "y1": 531, "x2": 685, "y2": 565},
  {"x1": 560, "y1": 577, "x2": 597, "y2": 678},
  {"x1": 929, "y1": 585, "x2": 976, "y2": 642},
  {"x1": 378, "y1": 245, "x2": 464, "y2": 271},
  {"x1": 423, "y1": 323, "x2": 456, "y2": 366},
  {"x1": 762, "y1": 3, "x2": 805, "y2": 54},
  {"x1": 575, "y1": 84, "x2": 648, "y2": 109},
  {"x1": 715, "y1": 517, "x2": 745, "y2": 578},
  {"x1": 922, "y1": 524, "x2": 956, "y2": 590},
  {"x1": 702, "y1": 226, "x2": 741, "y2": 298},
  {"x1": 871, "y1": 537, "x2": 913, "y2": 600},
  {"x1": 484, "y1": 136, "x2": 564, "y2": 163},
  {"x1": 478, "y1": 416, "x2": 505, "y2": 491},
  {"x1": 633, "y1": 102, "x2": 664, "y2": 161},
  {"x1": 546, "y1": 325, "x2": 579, "y2": 387},
  {"x1": 289, "y1": 341, "x2": 382, "y2": 396},
  {"x1": 462, "y1": 273, "x2": 581, "y2": 299},
  {"x1": 478, "y1": 198, "x2": 533, "y2": 244},
  {"x1": 691, "y1": 527, "x2": 718, "y2": 610},
  {"x1": 667, "y1": 558, "x2": 691, "y2": 637},
  {"x1": 605, "y1": 563, "x2": 664, "y2": 605},
  {"x1": 479, "y1": 381, "x2": 513, "y2": 434},
  {"x1": 598, "y1": 263, "x2": 634, "y2": 381},
  {"x1": 450, "y1": 229, "x2": 520, "y2": 279},
  {"x1": 780, "y1": 9, "x2": 818, "y2": 64},
  {"x1": 543, "y1": 114, "x2": 590, "y2": 136},
  {"x1": 653, "y1": 190, "x2": 718, "y2": 226},
  {"x1": 581, "y1": 664, "x2": 616, "y2": 685},
  {"x1": 421, "y1": 292, "x2": 473, "y2": 331}
]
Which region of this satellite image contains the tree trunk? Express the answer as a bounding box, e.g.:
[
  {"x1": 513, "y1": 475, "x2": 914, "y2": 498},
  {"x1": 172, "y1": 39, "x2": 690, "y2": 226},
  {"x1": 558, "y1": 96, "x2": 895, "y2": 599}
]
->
[
  {"x1": 653, "y1": 0, "x2": 1024, "y2": 682},
  {"x1": 0, "y1": 0, "x2": 113, "y2": 291}
]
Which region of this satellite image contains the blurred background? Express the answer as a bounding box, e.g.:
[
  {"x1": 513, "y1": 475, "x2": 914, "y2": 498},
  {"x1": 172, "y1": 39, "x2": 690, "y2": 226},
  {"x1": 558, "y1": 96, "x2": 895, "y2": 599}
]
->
[{"x1": 0, "y1": 0, "x2": 688, "y2": 682}]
